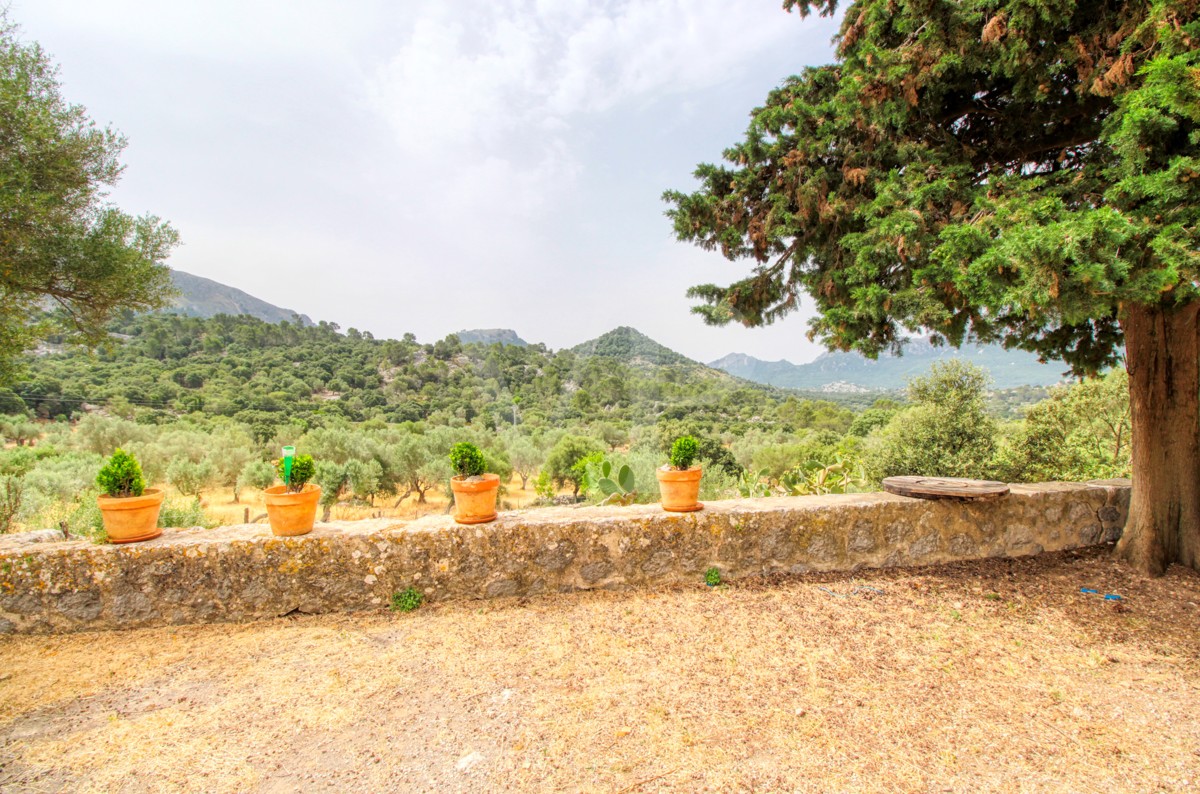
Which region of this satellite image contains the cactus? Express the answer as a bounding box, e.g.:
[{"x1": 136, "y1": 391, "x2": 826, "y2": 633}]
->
[{"x1": 597, "y1": 460, "x2": 637, "y2": 506}]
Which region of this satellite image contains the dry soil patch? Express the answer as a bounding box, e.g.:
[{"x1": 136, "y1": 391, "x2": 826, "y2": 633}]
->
[{"x1": 1, "y1": 546, "x2": 1198, "y2": 792}]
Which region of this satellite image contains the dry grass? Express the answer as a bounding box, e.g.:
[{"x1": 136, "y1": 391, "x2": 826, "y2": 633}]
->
[{"x1": 1, "y1": 546, "x2": 1198, "y2": 792}]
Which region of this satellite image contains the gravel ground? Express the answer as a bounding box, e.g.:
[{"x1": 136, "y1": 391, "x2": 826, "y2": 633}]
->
[{"x1": 1, "y1": 544, "x2": 1198, "y2": 793}]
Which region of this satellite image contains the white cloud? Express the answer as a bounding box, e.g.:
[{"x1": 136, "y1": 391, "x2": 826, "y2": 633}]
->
[
  {"x1": 364, "y1": 0, "x2": 805, "y2": 222},
  {"x1": 17, "y1": 0, "x2": 843, "y2": 363}
]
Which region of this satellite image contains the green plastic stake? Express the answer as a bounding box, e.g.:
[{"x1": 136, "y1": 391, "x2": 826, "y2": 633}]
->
[{"x1": 282, "y1": 445, "x2": 295, "y2": 487}]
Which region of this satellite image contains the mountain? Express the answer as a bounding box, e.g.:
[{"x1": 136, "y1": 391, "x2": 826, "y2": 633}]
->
[
  {"x1": 571, "y1": 326, "x2": 700, "y2": 369},
  {"x1": 455, "y1": 328, "x2": 528, "y2": 347},
  {"x1": 167, "y1": 269, "x2": 313, "y2": 326},
  {"x1": 710, "y1": 338, "x2": 1071, "y2": 391}
]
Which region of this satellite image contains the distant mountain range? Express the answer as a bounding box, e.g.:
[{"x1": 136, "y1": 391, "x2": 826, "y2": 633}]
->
[
  {"x1": 168, "y1": 269, "x2": 313, "y2": 326},
  {"x1": 709, "y1": 338, "x2": 1070, "y2": 391},
  {"x1": 162, "y1": 271, "x2": 1065, "y2": 391}
]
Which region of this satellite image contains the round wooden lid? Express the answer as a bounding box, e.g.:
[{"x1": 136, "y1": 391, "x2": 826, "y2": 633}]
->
[{"x1": 881, "y1": 476, "x2": 1010, "y2": 501}]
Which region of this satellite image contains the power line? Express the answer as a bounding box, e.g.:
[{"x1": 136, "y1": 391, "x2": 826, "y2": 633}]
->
[{"x1": 14, "y1": 394, "x2": 177, "y2": 409}]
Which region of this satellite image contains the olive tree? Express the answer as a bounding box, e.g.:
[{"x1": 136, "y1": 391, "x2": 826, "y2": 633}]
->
[{"x1": 0, "y1": 13, "x2": 178, "y2": 384}]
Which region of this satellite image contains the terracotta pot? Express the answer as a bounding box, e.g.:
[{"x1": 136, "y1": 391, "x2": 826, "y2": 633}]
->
[
  {"x1": 97, "y1": 488, "x2": 165, "y2": 543},
  {"x1": 656, "y1": 466, "x2": 703, "y2": 512},
  {"x1": 264, "y1": 484, "x2": 321, "y2": 537},
  {"x1": 450, "y1": 473, "x2": 500, "y2": 524}
]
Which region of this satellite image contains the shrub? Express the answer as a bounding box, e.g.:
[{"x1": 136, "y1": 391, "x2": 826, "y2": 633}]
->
[
  {"x1": 277, "y1": 453, "x2": 316, "y2": 493},
  {"x1": 159, "y1": 496, "x2": 216, "y2": 529},
  {"x1": 866, "y1": 361, "x2": 998, "y2": 482},
  {"x1": 166, "y1": 458, "x2": 216, "y2": 496},
  {"x1": 96, "y1": 448, "x2": 146, "y2": 498},
  {"x1": 448, "y1": 442, "x2": 486, "y2": 478},
  {"x1": 390, "y1": 587, "x2": 424, "y2": 613},
  {"x1": 994, "y1": 368, "x2": 1130, "y2": 482},
  {"x1": 534, "y1": 469, "x2": 556, "y2": 501},
  {"x1": 0, "y1": 476, "x2": 22, "y2": 533},
  {"x1": 345, "y1": 458, "x2": 384, "y2": 503},
  {"x1": 668, "y1": 436, "x2": 700, "y2": 470},
  {"x1": 236, "y1": 460, "x2": 276, "y2": 496},
  {"x1": 704, "y1": 566, "x2": 722, "y2": 587},
  {"x1": 543, "y1": 434, "x2": 603, "y2": 497}
]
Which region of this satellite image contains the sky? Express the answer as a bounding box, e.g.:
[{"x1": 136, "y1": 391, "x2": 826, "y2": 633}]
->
[{"x1": 15, "y1": 1, "x2": 844, "y2": 364}]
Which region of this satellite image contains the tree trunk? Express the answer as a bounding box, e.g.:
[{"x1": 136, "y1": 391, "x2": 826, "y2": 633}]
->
[{"x1": 1116, "y1": 302, "x2": 1200, "y2": 575}]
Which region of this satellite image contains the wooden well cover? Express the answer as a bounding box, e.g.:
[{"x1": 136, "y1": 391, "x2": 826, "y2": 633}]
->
[{"x1": 881, "y1": 476, "x2": 1010, "y2": 501}]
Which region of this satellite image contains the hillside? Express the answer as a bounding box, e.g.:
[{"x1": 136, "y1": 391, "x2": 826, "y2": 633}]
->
[
  {"x1": 168, "y1": 269, "x2": 313, "y2": 326},
  {"x1": 16, "y1": 314, "x2": 794, "y2": 432},
  {"x1": 455, "y1": 329, "x2": 528, "y2": 347},
  {"x1": 710, "y1": 338, "x2": 1071, "y2": 391},
  {"x1": 571, "y1": 327, "x2": 700, "y2": 369}
]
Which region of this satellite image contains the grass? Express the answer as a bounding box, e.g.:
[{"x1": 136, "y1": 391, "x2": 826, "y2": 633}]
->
[{"x1": 0, "y1": 546, "x2": 1197, "y2": 792}]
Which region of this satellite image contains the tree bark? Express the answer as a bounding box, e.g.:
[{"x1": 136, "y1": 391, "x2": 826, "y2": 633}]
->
[{"x1": 1116, "y1": 302, "x2": 1200, "y2": 575}]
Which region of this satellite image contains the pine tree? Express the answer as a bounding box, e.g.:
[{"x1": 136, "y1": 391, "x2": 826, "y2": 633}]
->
[{"x1": 666, "y1": 0, "x2": 1200, "y2": 574}]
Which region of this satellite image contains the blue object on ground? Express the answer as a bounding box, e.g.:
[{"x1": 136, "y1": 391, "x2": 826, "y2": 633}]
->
[
  {"x1": 1104, "y1": 593, "x2": 1123, "y2": 601},
  {"x1": 1080, "y1": 588, "x2": 1099, "y2": 594}
]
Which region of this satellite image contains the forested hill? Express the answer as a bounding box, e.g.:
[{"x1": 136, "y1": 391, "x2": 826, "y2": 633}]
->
[
  {"x1": 168, "y1": 270, "x2": 313, "y2": 326},
  {"x1": 16, "y1": 313, "x2": 809, "y2": 434},
  {"x1": 571, "y1": 326, "x2": 701, "y2": 370}
]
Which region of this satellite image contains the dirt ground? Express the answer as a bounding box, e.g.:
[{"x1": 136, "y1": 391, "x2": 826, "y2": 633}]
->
[{"x1": 1, "y1": 545, "x2": 1198, "y2": 793}]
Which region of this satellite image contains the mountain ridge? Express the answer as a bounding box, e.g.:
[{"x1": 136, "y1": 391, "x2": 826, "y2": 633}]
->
[
  {"x1": 167, "y1": 269, "x2": 313, "y2": 326},
  {"x1": 709, "y1": 339, "x2": 1070, "y2": 391},
  {"x1": 454, "y1": 328, "x2": 529, "y2": 347}
]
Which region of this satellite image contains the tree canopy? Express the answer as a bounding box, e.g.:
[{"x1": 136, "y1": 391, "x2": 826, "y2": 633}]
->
[
  {"x1": 666, "y1": 0, "x2": 1200, "y2": 574},
  {"x1": 0, "y1": 13, "x2": 178, "y2": 384},
  {"x1": 667, "y1": 0, "x2": 1196, "y2": 371}
]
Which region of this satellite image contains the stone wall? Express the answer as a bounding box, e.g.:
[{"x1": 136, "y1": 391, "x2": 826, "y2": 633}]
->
[{"x1": 0, "y1": 481, "x2": 1130, "y2": 634}]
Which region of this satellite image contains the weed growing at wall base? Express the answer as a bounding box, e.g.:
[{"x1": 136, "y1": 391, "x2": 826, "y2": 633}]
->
[{"x1": 390, "y1": 587, "x2": 424, "y2": 613}]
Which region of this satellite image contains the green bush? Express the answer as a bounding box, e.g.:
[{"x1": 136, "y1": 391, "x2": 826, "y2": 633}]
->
[
  {"x1": 994, "y1": 368, "x2": 1130, "y2": 482},
  {"x1": 276, "y1": 453, "x2": 316, "y2": 493},
  {"x1": 390, "y1": 587, "x2": 424, "y2": 613},
  {"x1": 346, "y1": 458, "x2": 384, "y2": 502},
  {"x1": 668, "y1": 436, "x2": 700, "y2": 470},
  {"x1": 95, "y1": 448, "x2": 146, "y2": 498},
  {"x1": 236, "y1": 460, "x2": 276, "y2": 497},
  {"x1": 704, "y1": 566, "x2": 722, "y2": 587},
  {"x1": 544, "y1": 435, "x2": 603, "y2": 497},
  {"x1": 0, "y1": 476, "x2": 23, "y2": 533},
  {"x1": 866, "y1": 361, "x2": 998, "y2": 482},
  {"x1": 159, "y1": 496, "x2": 215, "y2": 529},
  {"x1": 448, "y1": 442, "x2": 486, "y2": 478},
  {"x1": 166, "y1": 458, "x2": 215, "y2": 496},
  {"x1": 534, "y1": 469, "x2": 556, "y2": 501}
]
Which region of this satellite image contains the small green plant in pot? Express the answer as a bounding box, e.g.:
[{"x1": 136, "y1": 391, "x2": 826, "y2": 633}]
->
[
  {"x1": 96, "y1": 448, "x2": 165, "y2": 543},
  {"x1": 656, "y1": 435, "x2": 703, "y2": 512},
  {"x1": 448, "y1": 442, "x2": 500, "y2": 524},
  {"x1": 263, "y1": 447, "x2": 321, "y2": 536}
]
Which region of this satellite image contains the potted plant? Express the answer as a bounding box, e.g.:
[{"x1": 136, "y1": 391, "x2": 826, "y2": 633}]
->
[
  {"x1": 96, "y1": 448, "x2": 164, "y2": 543},
  {"x1": 448, "y1": 442, "x2": 500, "y2": 524},
  {"x1": 656, "y1": 435, "x2": 703, "y2": 512},
  {"x1": 263, "y1": 448, "x2": 320, "y2": 536}
]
